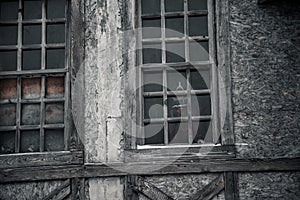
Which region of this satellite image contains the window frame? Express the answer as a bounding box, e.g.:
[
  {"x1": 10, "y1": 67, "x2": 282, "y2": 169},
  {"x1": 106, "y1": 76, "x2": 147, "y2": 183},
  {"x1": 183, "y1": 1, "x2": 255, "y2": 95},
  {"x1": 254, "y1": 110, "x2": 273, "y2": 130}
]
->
[
  {"x1": 0, "y1": 0, "x2": 71, "y2": 154},
  {"x1": 135, "y1": 0, "x2": 220, "y2": 148}
]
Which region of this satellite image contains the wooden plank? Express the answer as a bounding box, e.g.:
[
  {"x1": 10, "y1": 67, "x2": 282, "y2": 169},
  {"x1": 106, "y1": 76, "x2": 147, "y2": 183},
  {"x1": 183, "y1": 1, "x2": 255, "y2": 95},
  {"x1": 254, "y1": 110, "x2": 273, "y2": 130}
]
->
[
  {"x1": 0, "y1": 150, "x2": 83, "y2": 169},
  {"x1": 43, "y1": 179, "x2": 70, "y2": 200},
  {"x1": 224, "y1": 172, "x2": 239, "y2": 200},
  {"x1": 190, "y1": 175, "x2": 224, "y2": 200},
  {"x1": 0, "y1": 157, "x2": 299, "y2": 183}
]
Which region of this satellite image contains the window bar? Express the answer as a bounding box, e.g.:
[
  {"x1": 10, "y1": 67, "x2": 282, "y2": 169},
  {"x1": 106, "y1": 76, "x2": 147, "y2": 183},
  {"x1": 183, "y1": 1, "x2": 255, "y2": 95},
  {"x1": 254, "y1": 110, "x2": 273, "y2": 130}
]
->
[
  {"x1": 40, "y1": 0, "x2": 47, "y2": 151},
  {"x1": 64, "y1": 0, "x2": 70, "y2": 150},
  {"x1": 138, "y1": 0, "x2": 145, "y2": 145},
  {"x1": 184, "y1": 0, "x2": 189, "y2": 62},
  {"x1": 15, "y1": 0, "x2": 23, "y2": 153},
  {"x1": 187, "y1": 68, "x2": 193, "y2": 144},
  {"x1": 161, "y1": 0, "x2": 166, "y2": 64}
]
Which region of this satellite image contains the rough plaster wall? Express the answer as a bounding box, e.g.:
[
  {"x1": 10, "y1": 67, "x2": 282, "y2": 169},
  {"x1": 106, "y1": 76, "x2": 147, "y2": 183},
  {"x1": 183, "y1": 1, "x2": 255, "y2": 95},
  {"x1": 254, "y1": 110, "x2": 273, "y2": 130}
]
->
[
  {"x1": 142, "y1": 174, "x2": 224, "y2": 200},
  {"x1": 0, "y1": 180, "x2": 66, "y2": 200},
  {"x1": 229, "y1": 0, "x2": 300, "y2": 198},
  {"x1": 238, "y1": 172, "x2": 300, "y2": 199},
  {"x1": 84, "y1": 0, "x2": 128, "y2": 199},
  {"x1": 230, "y1": 0, "x2": 300, "y2": 158}
]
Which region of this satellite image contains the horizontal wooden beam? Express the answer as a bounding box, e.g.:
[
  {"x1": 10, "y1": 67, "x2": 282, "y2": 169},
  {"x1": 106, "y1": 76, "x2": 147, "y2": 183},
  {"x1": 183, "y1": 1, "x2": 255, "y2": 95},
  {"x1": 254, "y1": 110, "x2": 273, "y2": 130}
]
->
[{"x1": 0, "y1": 157, "x2": 299, "y2": 183}]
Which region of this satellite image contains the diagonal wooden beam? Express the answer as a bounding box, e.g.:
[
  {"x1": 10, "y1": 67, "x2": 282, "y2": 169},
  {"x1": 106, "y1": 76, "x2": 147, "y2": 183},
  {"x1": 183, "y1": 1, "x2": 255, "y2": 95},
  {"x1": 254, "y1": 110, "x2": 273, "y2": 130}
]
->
[
  {"x1": 190, "y1": 175, "x2": 224, "y2": 200},
  {"x1": 134, "y1": 177, "x2": 174, "y2": 200},
  {"x1": 43, "y1": 179, "x2": 70, "y2": 200}
]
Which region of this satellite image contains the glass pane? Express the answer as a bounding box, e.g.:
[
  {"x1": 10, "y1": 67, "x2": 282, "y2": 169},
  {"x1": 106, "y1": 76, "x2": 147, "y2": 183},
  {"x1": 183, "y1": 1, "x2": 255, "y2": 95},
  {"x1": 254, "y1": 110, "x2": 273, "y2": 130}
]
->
[
  {"x1": 23, "y1": 50, "x2": 41, "y2": 70},
  {"x1": 144, "y1": 123, "x2": 164, "y2": 144},
  {"x1": 46, "y1": 76, "x2": 64, "y2": 98},
  {"x1": 0, "y1": 0, "x2": 18, "y2": 20},
  {"x1": 165, "y1": 0, "x2": 184, "y2": 12},
  {"x1": 168, "y1": 122, "x2": 188, "y2": 144},
  {"x1": 191, "y1": 94, "x2": 211, "y2": 116},
  {"x1": 188, "y1": 0, "x2": 207, "y2": 11},
  {"x1": 0, "y1": 131, "x2": 15, "y2": 154},
  {"x1": 44, "y1": 129, "x2": 64, "y2": 151},
  {"x1": 20, "y1": 130, "x2": 40, "y2": 152},
  {"x1": 189, "y1": 41, "x2": 209, "y2": 61},
  {"x1": 47, "y1": 24, "x2": 65, "y2": 44},
  {"x1": 0, "y1": 78, "x2": 17, "y2": 99},
  {"x1": 143, "y1": 71, "x2": 163, "y2": 92},
  {"x1": 144, "y1": 97, "x2": 163, "y2": 119},
  {"x1": 165, "y1": 17, "x2": 184, "y2": 37},
  {"x1": 167, "y1": 70, "x2": 186, "y2": 91},
  {"x1": 142, "y1": 19, "x2": 161, "y2": 39},
  {"x1": 23, "y1": 25, "x2": 41, "y2": 45},
  {"x1": 192, "y1": 120, "x2": 212, "y2": 144},
  {"x1": 189, "y1": 16, "x2": 208, "y2": 36},
  {"x1": 166, "y1": 42, "x2": 185, "y2": 63},
  {"x1": 167, "y1": 96, "x2": 187, "y2": 117},
  {"x1": 23, "y1": 0, "x2": 42, "y2": 20},
  {"x1": 190, "y1": 69, "x2": 210, "y2": 90},
  {"x1": 0, "y1": 51, "x2": 17, "y2": 71},
  {"x1": 46, "y1": 49, "x2": 65, "y2": 69},
  {"x1": 45, "y1": 103, "x2": 64, "y2": 124},
  {"x1": 47, "y1": 0, "x2": 65, "y2": 19},
  {"x1": 21, "y1": 104, "x2": 40, "y2": 125},
  {"x1": 141, "y1": 0, "x2": 160, "y2": 14},
  {"x1": 0, "y1": 25, "x2": 18, "y2": 45},
  {"x1": 143, "y1": 43, "x2": 162, "y2": 64},
  {"x1": 22, "y1": 78, "x2": 41, "y2": 99},
  {"x1": 0, "y1": 104, "x2": 16, "y2": 126}
]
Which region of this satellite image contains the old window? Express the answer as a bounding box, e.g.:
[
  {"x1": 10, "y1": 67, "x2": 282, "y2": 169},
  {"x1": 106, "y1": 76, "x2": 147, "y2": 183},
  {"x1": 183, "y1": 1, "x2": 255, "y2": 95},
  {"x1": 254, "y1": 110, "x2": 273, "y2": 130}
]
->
[
  {"x1": 137, "y1": 0, "x2": 219, "y2": 146},
  {"x1": 0, "y1": 0, "x2": 69, "y2": 154}
]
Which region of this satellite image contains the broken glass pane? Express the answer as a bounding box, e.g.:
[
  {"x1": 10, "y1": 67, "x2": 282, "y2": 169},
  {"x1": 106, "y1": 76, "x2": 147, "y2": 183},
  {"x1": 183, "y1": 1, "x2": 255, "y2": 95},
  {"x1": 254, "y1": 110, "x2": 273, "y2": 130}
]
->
[
  {"x1": 21, "y1": 104, "x2": 40, "y2": 125},
  {"x1": 189, "y1": 41, "x2": 209, "y2": 61},
  {"x1": 144, "y1": 97, "x2": 163, "y2": 119},
  {"x1": 46, "y1": 49, "x2": 65, "y2": 69},
  {"x1": 141, "y1": 0, "x2": 160, "y2": 15},
  {"x1": 23, "y1": 0, "x2": 42, "y2": 20},
  {"x1": 191, "y1": 94, "x2": 211, "y2": 116},
  {"x1": 166, "y1": 42, "x2": 185, "y2": 63},
  {"x1": 20, "y1": 130, "x2": 40, "y2": 152},
  {"x1": 0, "y1": 131, "x2": 15, "y2": 154},
  {"x1": 167, "y1": 95, "x2": 187, "y2": 117},
  {"x1": 47, "y1": 0, "x2": 65, "y2": 19},
  {"x1": 0, "y1": 0, "x2": 18, "y2": 20},
  {"x1": 0, "y1": 104, "x2": 16, "y2": 126},
  {"x1": 23, "y1": 50, "x2": 41, "y2": 70},
  {"x1": 168, "y1": 122, "x2": 188, "y2": 144},
  {"x1": 46, "y1": 76, "x2": 64, "y2": 98},
  {"x1": 0, "y1": 78, "x2": 17, "y2": 99},
  {"x1": 192, "y1": 120, "x2": 212, "y2": 144},
  {"x1": 143, "y1": 71, "x2": 163, "y2": 92},
  {"x1": 22, "y1": 78, "x2": 41, "y2": 99},
  {"x1": 45, "y1": 103, "x2": 64, "y2": 124},
  {"x1": 188, "y1": 0, "x2": 207, "y2": 11},
  {"x1": 0, "y1": 51, "x2": 17, "y2": 71},
  {"x1": 165, "y1": 0, "x2": 184, "y2": 12},
  {"x1": 144, "y1": 123, "x2": 164, "y2": 144},
  {"x1": 44, "y1": 129, "x2": 64, "y2": 151},
  {"x1": 188, "y1": 16, "x2": 208, "y2": 37},
  {"x1": 23, "y1": 25, "x2": 42, "y2": 45},
  {"x1": 47, "y1": 24, "x2": 65, "y2": 44},
  {"x1": 0, "y1": 25, "x2": 18, "y2": 45}
]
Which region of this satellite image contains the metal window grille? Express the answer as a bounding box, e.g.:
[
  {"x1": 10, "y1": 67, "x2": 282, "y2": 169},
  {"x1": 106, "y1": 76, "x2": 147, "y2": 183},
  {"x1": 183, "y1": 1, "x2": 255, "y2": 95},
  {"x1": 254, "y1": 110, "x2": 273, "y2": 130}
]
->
[
  {"x1": 0, "y1": 0, "x2": 70, "y2": 154},
  {"x1": 137, "y1": 0, "x2": 219, "y2": 146}
]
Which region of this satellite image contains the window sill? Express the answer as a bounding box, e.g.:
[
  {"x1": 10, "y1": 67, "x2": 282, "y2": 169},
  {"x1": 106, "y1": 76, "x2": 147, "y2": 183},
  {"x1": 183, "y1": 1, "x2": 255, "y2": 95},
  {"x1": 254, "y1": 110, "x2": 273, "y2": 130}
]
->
[
  {"x1": 0, "y1": 150, "x2": 83, "y2": 169},
  {"x1": 125, "y1": 144, "x2": 236, "y2": 162}
]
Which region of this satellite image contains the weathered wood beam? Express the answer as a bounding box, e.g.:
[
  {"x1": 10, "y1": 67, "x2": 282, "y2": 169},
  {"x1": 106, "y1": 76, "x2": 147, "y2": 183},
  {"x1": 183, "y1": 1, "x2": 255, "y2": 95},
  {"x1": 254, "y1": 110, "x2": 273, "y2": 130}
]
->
[
  {"x1": 190, "y1": 175, "x2": 224, "y2": 200},
  {"x1": 43, "y1": 179, "x2": 70, "y2": 200},
  {"x1": 0, "y1": 150, "x2": 84, "y2": 169},
  {"x1": 0, "y1": 157, "x2": 299, "y2": 183}
]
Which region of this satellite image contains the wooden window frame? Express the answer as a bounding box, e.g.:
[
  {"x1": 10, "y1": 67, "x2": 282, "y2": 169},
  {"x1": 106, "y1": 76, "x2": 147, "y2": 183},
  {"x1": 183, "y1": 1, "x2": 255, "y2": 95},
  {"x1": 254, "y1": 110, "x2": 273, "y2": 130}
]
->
[
  {"x1": 0, "y1": 0, "x2": 71, "y2": 154},
  {"x1": 135, "y1": 0, "x2": 220, "y2": 148}
]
